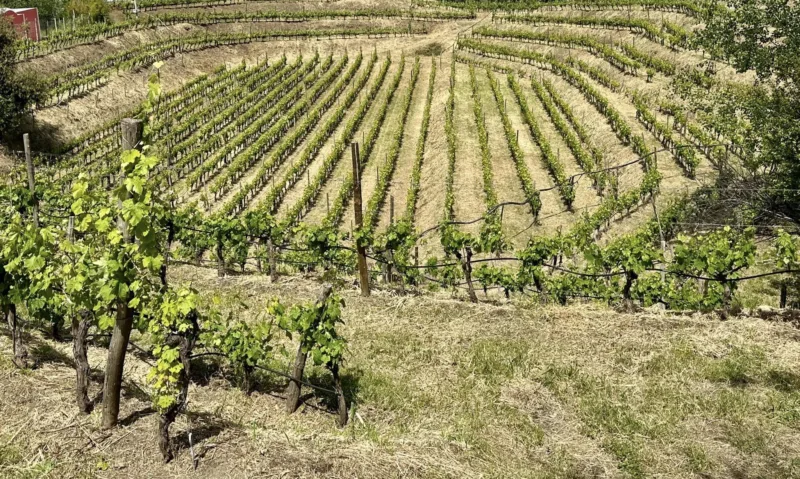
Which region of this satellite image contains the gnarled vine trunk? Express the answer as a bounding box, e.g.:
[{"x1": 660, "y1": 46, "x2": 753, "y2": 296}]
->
[
  {"x1": 286, "y1": 285, "x2": 333, "y2": 414},
  {"x1": 456, "y1": 248, "x2": 478, "y2": 303},
  {"x1": 5, "y1": 304, "x2": 28, "y2": 368},
  {"x1": 158, "y1": 312, "x2": 199, "y2": 463},
  {"x1": 330, "y1": 363, "x2": 348, "y2": 427},
  {"x1": 72, "y1": 310, "x2": 92, "y2": 414}
]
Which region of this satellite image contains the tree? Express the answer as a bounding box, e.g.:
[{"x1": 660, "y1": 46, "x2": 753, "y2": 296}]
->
[
  {"x1": 694, "y1": 0, "x2": 800, "y2": 225},
  {"x1": 64, "y1": 0, "x2": 109, "y2": 21},
  {"x1": 0, "y1": 18, "x2": 44, "y2": 133}
]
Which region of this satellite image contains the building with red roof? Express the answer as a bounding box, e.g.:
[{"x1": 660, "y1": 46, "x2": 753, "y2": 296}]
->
[{"x1": 1, "y1": 7, "x2": 40, "y2": 41}]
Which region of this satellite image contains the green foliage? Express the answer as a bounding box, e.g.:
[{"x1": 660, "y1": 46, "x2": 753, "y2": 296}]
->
[
  {"x1": 147, "y1": 287, "x2": 200, "y2": 411},
  {"x1": 70, "y1": 149, "x2": 166, "y2": 329},
  {"x1": 271, "y1": 292, "x2": 346, "y2": 368},
  {"x1": 64, "y1": 0, "x2": 109, "y2": 21},
  {"x1": 201, "y1": 299, "x2": 273, "y2": 376},
  {"x1": 671, "y1": 227, "x2": 756, "y2": 281},
  {"x1": 696, "y1": 0, "x2": 800, "y2": 224},
  {"x1": 474, "y1": 265, "x2": 519, "y2": 297}
]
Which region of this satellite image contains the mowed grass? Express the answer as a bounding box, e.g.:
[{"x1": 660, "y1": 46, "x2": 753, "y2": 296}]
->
[{"x1": 1, "y1": 266, "x2": 800, "y2": 478}]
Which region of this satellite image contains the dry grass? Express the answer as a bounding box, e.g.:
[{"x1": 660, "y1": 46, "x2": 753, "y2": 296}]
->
[{"x1": 2, "y1": 266, "x2": 800, "y2": 478}]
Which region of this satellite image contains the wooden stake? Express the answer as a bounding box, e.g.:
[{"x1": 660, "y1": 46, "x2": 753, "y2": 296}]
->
[
  {"x1": 351, "y1": 142, "x2": 370, "y2": 297},
  {"x1": 23, "y1": 134, "x2": 38, "y2": 228},
  {"x1": 102, "y1": 118, "x2": 142, "y2": 430}
]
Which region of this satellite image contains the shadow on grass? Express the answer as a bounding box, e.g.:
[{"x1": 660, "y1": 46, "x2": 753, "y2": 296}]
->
[
  {"x1": 306, "y1": 366, "x2": 363, "y2": 415},
  {"x1": 173, "y1": 411, "x2": 237, "y2": 461},
  {"x1": 766, "y1": 369, "x2": 800, "y2": 392}
]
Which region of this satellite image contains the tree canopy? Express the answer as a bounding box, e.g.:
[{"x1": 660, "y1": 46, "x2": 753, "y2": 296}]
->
[
  {"x1": 0, "y1": 18, "x2": 43, "y2": 134},
  {"x1": 694, "y1": 0, "x2": 800, "y2": 225}
]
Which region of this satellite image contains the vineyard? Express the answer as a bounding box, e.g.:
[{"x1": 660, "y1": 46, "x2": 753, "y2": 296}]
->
[{"x1": 1, "y1": 0, "x2": 800, "y2": 477}]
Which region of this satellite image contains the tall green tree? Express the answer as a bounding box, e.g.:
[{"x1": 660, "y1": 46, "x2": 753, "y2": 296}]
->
[
  {"x1": 0, "y1": 18, "x2": 43, "y2": 133},
  {"x1": 694, "y1": 0, "x2": 800, "y2": 225}
]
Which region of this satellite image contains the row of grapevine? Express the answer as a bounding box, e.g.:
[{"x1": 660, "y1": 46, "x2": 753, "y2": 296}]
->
[
  {"x1": 404, "y1": 60, "x2": 437, "y2": 224},
  {"x1": 58, "y1": 64, "x2": 232, "y2": 157},
  {"x1": 469, "y1": 64, "x2": 499, "y2": 210},
  {"x1": 454, "y1": 41, "x2": 662, "y2": 239},
  {"x1": 363, "y1": 58, "x2": 422, "y2": 231},
  {"x1": 431, "y1": 0, "x2": 707, "y2": 17},
  {"x1": 252, "y1": 52, "x2": 381, "y2": 218},
  {"x1": 181, "y1": 56, "x2": 325, "y2": 191},
  {"x1": 154, "y1": 57, "x2": 284, "y2": 154},
  {"x1": 16, "y1": 9, "x2": 460, "y2": 61},
  {"x1": 323, "y1": 57, "x2": 406, "y2": 228},
  {"x1": 471, "y1": 26, "x2": 641, "y2": 74},
  {"x1": 632, "y1": 93, "x2": 699, "y2": 177},
  {"x1": 442, "y1": 60, "x2": 458, "y2": 222},
  {"x1": 217, "y1": 53, "x2": 367, "y2": 215},
  {"x1": 0, "y1": 152, "x2": 353, "y2": 461},
  {"x1": 493, "y1": 13, "x2": 690, "y2": 49},
  {"x1": 531, "y1": 77, "x2": 606, "y2": 193},
  {"x1": 41, "y1": 26, "x2": 424, "y2": 104},
  {"x1": 486, "y1": 70, "x2": 543, "y2": 217},
  {"x1": 281, "y1": 57, "x2": 393, "y2": 227},
  {"x1": 60, "y1": 58, "x2": 280, "y2": 183},
  {"x1": 507, "y1": 74, "x2": 575, "y2": 208}
]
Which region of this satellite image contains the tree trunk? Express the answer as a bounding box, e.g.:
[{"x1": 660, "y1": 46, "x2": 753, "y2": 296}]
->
[
  {"x1": 285, "y1": 342, "x2": 307, "y2": 414},
  {"x1": 622, "y1": 271, "x2": 637, "y2": 312},
  {"x1": 72, "y1": 310, "x2": 92, "y2": 414},
  {"x1": 242, "y1": 365, "x2": 254, "y2": 395},
  {"x1": 6, "y1": 304, "x2": 28, "y2": 368},
  {"x1": 101, "y1": 298, "x2": 134, "y2": 429},
  {"x1": 331, "y1": 363, "x2": 348, "y2": 427},
  {"x1": 51, "y1": 314, "x2": 64, "y2": 342},
  {"x1": 780, "y1": 281, "x2": 788, "y2": 309}
]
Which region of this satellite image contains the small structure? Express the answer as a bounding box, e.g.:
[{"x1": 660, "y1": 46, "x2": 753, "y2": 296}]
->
[{"x1": 1, "y1": 8, "x2": 40, "y2": 41}]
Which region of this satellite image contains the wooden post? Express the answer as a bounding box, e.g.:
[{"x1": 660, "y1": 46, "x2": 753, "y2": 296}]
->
[
  {"x1": 326, "y1": 192, "x2": 330, "y2": 215},
  {"x1": 267, "y1": 238, "x2": 277, "y2": 282},
  {"x1": 389, "y1": 195, "x2": 395, "y2": 225},
  {"x1": 67, "y1": 216, "x2": 75, "y2": 241},
  {"x1": 351, "y1": 142, "x2": 370, "y2": 297},
  {"x1": 102, "y1": 118, "x2": 143, "y2": 430},
  {"x1": 20, "y1": 134, "x2": 40, "y2": 229},
  {"x1": 286, "y1": 284, "x2": 333, "y2": 413},
  {"x1": 780, "y1": 282, "x2": 788, "y2": 309}
]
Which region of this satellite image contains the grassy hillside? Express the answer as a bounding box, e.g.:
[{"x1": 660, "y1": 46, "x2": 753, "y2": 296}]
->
[{"x1": 1, "y1": 267, "x2": 799, "y2": 478}]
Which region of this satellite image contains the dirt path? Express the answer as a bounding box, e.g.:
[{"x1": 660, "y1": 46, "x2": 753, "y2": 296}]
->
[
  {"x1": 339, "y1": 61, "x2": 412, "y2": 231},
  {"x1": 375, "y1": 59, "x2": 433, "y2": 231},
  {"x1": 451, "y1": 63, "x2": 486, "y2": 236},
  {"x1": 475, "y1": 69, "x2": 532, "y2": 250},
  {"x1": 413, "y1": 56, "x2": 451, "y2": 257},
  {"x1": 300, "y1": 59, "x2": 401, "y2": 226}
]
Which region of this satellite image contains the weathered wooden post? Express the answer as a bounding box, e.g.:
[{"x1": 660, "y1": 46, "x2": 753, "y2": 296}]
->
[
  {"x1": 102, "y1": 118, "x2": 143, "y2": 429},
  {"x1": 351, "y1": 142, "x2": 370, "y2": 296},
  {"x1": 23, "y1": 134, "x2": 38, "y2": 228}
]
